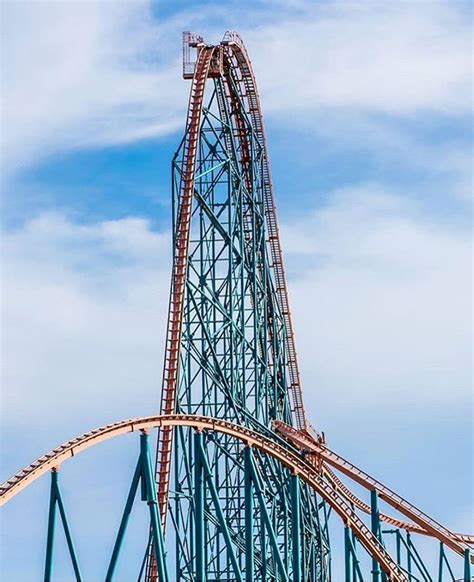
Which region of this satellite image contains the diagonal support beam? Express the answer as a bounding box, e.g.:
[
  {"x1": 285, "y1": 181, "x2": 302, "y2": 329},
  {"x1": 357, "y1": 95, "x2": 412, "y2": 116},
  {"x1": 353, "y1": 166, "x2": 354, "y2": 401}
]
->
[
  {"x1": 247, "y1": 448, "x2": 289, "y2": 582},
  {"x1": 105, "y1": 431, "x2": 168, "y2": 582},
  {"x1": 195, "y1": 431, "x2": 244, "y2": 582},
  {"x1": 44, "y1": 468, "x2": 82, "y2": 582}
]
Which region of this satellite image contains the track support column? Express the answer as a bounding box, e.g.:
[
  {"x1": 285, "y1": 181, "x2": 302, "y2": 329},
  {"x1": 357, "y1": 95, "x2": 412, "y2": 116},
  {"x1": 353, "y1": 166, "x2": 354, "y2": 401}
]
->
[
  {"x1": 244, "y1": 447, "x2": 254, "y2": 582},
  {"x1": 344, "y1": 525, "x2": 353, "y2": 582},
  {"x1": 464, "y1": 549, "x2": 472, "y2": 582},
  {"x1": 290, "y1": 473, "x2": 301, "y2": 582},
  {"x1": 194, "y1": 430, "x2": 205, "y2": 582},
  {"x1": 370, "y1": 490, "x2": 384, "y2": 582}
]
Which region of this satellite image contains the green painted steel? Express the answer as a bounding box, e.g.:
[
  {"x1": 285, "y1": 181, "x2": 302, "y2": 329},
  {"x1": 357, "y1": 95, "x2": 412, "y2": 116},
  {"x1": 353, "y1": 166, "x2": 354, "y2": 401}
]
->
[
  {"x1": 344, "y1": 526, "x2": 352, "y2": 582},
  {"x1": 141, "y1": 433, "x2": 168, "y2": 582},
  {"x1": 194, "y1": 430, "x2": 205, "y2": 582},
  {"x1": 290, "y1": 473, "x2": 301, "y2": 582},
  {"x1": 464, "y1": 549, "x2": 471, "y2": 582},
  {"x1": 44, "y1": 470, "x2": 57, "y2": 582},
  {"x1": 106, "y1": 461, "x2": 142, "y2": 581},
  {"x1": 244, "y1": 447, "x2": 255, "y2": 582},
  {"x1": 248, "y1": 446, "x2": 289, "y2": 582},
  {"x1": 196, "y1": 432, "x2": 244, "y2": 582},
  {"x1": 106, "y1": 432, "x2": 168, "y2": 582},
  {"x1": 161, "y1": 47, "x2": 330, "y2": 581},
  {"x1": 43, "y1": 469, "x2": 82, "y2": 582},
  {"x1": 371, "y1": 490, "x2": 382, "y2": 582},
  {"x1": 407, "y1": 532, "x2": 413, "y2": 579}
]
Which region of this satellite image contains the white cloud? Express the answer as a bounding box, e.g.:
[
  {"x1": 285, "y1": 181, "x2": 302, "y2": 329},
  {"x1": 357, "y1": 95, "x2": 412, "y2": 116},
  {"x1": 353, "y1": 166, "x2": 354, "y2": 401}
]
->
[
  {"x1": 2, "y1": 1, "x2": 471, "y2": 177},
  {"x1": 1, "y1": 212, "x2": 171, "y2": 430},
  {"x1": 247, "y1": 1, "x2": 471, "y2": 116},
  {"x1": 1, "y1": 1, "x2": 187, "y2": 175},
  {"x1": 2, "y1": 188, "x2": 471, "y2": 435},
  {"x1": 281, "y1": 186, "x2": 472, "y2": 423}
]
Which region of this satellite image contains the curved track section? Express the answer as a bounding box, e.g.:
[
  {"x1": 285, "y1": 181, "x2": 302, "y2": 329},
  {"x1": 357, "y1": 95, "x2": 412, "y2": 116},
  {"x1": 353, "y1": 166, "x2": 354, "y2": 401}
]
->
[
  {"x1": 2, "y1": 414, "x2": 412, "y2": 580},
  {"x1": 274, "y1": 420, "x2": 474, "y2": 559}
]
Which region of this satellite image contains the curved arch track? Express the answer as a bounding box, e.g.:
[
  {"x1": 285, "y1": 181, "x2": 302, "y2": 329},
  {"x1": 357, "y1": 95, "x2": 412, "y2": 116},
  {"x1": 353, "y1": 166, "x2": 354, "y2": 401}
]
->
[
  {"x1": 2, "y1": 414, "x2": 472, "y2": 574},
  {"x1": 0, "y1": 414, "x2": 411, "y2": 580}
]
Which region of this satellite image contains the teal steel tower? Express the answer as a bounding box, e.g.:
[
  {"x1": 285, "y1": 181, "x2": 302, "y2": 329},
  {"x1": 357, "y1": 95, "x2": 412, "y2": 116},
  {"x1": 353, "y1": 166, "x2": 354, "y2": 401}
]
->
[{"x1": 149, "y1": 31, "x2": 330, "y2": 581}]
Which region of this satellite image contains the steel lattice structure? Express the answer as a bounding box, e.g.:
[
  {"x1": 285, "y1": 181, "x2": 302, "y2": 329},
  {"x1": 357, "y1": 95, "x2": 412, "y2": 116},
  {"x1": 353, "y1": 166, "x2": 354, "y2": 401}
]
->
[{"x1": 1, "y1": 32, "x2": 472, "y2": 582}]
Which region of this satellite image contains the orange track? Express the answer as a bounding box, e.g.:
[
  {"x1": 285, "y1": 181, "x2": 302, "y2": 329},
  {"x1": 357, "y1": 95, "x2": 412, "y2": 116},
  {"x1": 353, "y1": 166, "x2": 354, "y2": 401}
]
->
[
  {"x1": 0, "y1": 414, "x2": 411, "y2": 580},
  {"x1": 222, "y1": 33, "x2": 308, "y2": 431},
  {"x1": 155, "y1": 45, "x2": 215, "y2": 526},
  {"x1": 154, "y1": 31, "x2": 309, "y2": 533},
  {"x1": 273, "y1": 419, "x2": 474, "y2": 560}
]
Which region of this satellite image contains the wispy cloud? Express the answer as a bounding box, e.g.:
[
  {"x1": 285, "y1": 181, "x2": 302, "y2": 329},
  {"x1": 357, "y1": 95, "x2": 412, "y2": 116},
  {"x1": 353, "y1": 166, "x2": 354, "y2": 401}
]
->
[
  {"x1": 3, "y1": 190, "x2": 471, "y2": 430},
  {"x1": 2, "y1": 212, "x2": 171, "y2": 431},
  {"x1": 247, "y1": 1, "x2": 471, "y2": 115},
  {"x1": 2, "y1": 1, "x2": 471, "y2": 177},
  {"x1": 280, "y1": 185, "x2": 472, "y2": 417},
  {"x1": 1, "y1": 1, "x2": 186, "y2": 175}
]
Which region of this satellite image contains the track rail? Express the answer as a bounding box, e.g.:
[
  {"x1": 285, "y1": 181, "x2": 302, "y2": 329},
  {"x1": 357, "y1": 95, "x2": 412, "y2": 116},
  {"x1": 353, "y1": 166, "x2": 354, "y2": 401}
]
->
[
  {"x1": 322, "y1": 464, "x2": 426, "y2": 535},
  {"x1": 273, "y1": 420, "x2": 474, "y2": 559},
  {"x1": 155, "y1": 45, "x2": 215, "y2": 526},
  {"x1": 154, "y1": 31, "x2": 309, "y2": 537},
  {"x1": 0, "y1": 414, "x2": 409, "y2": 580},
  {"x1": 222, "y1": 32, "x2": 308, "y2": 430}
]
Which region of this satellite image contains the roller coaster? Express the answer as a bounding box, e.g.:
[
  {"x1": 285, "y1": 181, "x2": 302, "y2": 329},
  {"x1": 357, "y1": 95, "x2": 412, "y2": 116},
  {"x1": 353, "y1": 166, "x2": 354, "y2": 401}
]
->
[{"x1": 1, "y1": 32, "x2": 472, "y2": 582}]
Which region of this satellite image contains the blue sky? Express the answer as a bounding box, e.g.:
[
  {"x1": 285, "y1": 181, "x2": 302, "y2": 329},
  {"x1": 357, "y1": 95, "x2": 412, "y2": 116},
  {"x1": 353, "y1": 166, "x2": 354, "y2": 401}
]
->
[{"x1": 1, "y1": 1, "x2": 472, "y2": 580}]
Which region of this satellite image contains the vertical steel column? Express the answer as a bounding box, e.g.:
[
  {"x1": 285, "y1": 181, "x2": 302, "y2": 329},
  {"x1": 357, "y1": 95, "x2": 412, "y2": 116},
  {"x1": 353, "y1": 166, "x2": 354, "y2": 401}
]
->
[
  {"x1": 406, "y1": 532, "x2": 412, "y2": 581},
  {"x1": 344, "y1": 526, "x2": 353, "y2": 582},
  {"x1": 140, "y1": 432, "x2": 168, "y2": 582},
  {"x1": 351, "y1": 529, "x2": 358, "y2": 582},
  {"x1": 464, "y1": 549, "x2": 471, "y2": 582},
  {"x1": 438, "y1": 543, "x2": 444, "y2": 582},
  {"x1": 244, "y1": 447, "x2": 254, "y2": 582},
  {"x1": 290, "y1": 473, "x2": 301, "y2": 582},
  {"x1": 44, "y1": 469, "x2": 58, "y2": 582},
  {"x1": 396, "y1": 531, "x2": 401, "y2": 565},
  {"x1": 194, "y1": 431, "x2": 205, "y2": 582},
  {"x1": 370, "y1": 490, "x2": 381, "y2": 582}
]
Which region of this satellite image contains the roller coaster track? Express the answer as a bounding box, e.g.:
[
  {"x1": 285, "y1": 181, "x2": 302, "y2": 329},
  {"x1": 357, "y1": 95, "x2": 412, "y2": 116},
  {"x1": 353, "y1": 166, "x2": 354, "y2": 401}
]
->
[
  {"x1": 222, "y1": 32, "x2": 308, "y2": 431},
  {"x1": 0, "y1": 414, "x2": 410, "y2": 580},
  {"x1": 155, "y1": 44, "x2": 215, "y2": 526},
  {"x1": 273, "y1": 419, "x2": 474, "y2": 560},
  {"x1": 154, "y1": 31, "x2": 308, "y2": 534}
]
